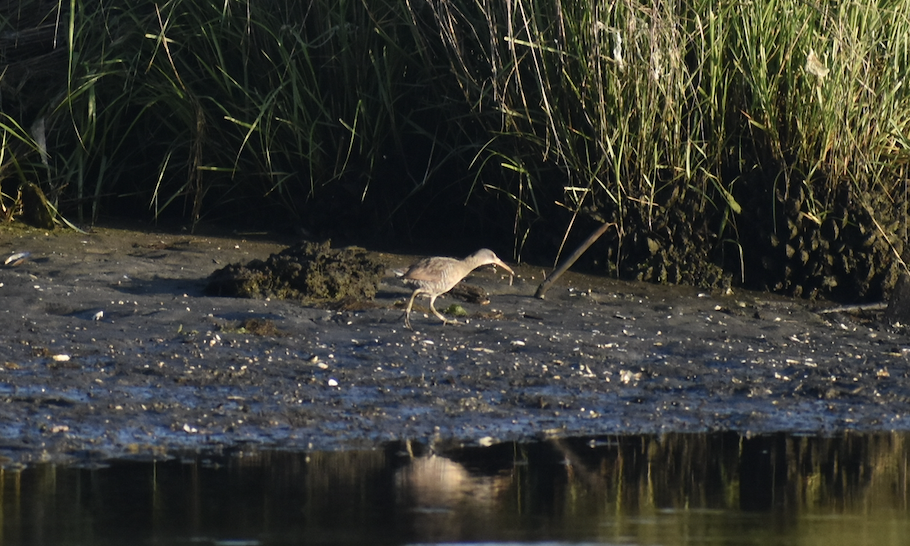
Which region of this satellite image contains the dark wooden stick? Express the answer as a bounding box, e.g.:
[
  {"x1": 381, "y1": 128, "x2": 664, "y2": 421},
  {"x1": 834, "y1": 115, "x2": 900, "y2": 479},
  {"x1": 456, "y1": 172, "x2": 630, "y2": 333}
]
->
[
  {"x1": 535, "y1": 222, "x2": 614, "y2": 299},
  {"x1": 817, "y1": 303, "x2": 887, "y2": 314}
]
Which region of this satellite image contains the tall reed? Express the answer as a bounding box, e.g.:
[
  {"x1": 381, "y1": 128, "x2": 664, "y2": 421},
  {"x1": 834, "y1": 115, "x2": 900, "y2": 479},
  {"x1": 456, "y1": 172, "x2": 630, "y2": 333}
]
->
[
  {"x1": 29, "y1": 0, "x2": 448, "y2": 225},
  {"x1": 418, "y1": 0, "x2": 910, "y2": 292},
  {"x1": 1, "y1": 0, "x2": 908, "y2": 295}
]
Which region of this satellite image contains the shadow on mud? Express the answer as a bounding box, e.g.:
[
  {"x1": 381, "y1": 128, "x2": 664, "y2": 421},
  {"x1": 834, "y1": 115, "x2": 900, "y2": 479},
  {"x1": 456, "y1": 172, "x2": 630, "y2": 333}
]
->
[{"x1": 3, "y1": 432, "x2": 908, "y2": 545}]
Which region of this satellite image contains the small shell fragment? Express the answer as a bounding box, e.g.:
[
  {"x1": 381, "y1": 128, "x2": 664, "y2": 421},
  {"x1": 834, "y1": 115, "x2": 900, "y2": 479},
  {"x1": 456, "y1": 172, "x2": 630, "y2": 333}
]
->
[
  {"x1": 4, "y1": 251, "x2": 31, "y2": 266},
  {"x1": 52, "y1": 354, "x2": 71, "y2": 362}
]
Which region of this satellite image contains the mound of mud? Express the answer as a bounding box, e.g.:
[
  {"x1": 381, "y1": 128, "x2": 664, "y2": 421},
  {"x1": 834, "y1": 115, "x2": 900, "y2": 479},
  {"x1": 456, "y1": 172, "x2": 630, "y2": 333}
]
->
[{"x1": 205, "y1": 240, "x2": 386, "y2": 303}]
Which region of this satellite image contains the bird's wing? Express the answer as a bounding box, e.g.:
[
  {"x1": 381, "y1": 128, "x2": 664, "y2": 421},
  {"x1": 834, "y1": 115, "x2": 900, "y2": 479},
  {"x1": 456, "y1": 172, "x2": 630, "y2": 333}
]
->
[{"x1": 402, "y1": 257, "x2": 459, "y2": 282}]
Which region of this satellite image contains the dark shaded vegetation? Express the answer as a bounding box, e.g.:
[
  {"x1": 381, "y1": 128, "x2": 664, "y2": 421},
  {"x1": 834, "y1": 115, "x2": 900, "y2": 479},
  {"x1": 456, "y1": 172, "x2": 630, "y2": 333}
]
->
[{"x1": 1, "y1": 0, "x2": 908, "y2": 301}]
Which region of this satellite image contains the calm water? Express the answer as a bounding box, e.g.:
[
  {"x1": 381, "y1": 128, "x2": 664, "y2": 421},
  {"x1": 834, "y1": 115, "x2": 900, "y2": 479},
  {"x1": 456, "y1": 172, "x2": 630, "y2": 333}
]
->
[{"x1": 1, "y1": 432, "x2": 908, "y2": 545}]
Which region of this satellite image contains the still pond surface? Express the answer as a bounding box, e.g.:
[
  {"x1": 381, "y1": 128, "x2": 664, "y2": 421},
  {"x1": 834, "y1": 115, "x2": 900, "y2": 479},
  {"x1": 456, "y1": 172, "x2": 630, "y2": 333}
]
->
[{"x1": 1, "y1": 432, "x2": 908, "y2": 545}]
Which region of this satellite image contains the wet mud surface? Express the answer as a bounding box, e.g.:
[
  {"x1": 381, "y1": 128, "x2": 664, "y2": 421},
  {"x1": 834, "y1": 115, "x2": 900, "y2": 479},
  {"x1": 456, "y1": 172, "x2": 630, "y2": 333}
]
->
[{"x1": 1, "y1": 224, "x2": 910, "y2": 466}]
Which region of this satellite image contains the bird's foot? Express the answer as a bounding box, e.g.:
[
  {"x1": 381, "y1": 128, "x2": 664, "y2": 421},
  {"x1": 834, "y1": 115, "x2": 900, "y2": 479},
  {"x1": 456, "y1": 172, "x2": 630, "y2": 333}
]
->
[{"x1": 403, "y1": 311, "x2": 415, "y2": 330}]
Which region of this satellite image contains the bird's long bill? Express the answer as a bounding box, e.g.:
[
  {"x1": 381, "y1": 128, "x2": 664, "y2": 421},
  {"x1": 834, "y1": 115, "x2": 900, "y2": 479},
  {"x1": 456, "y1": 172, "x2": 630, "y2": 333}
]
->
[{"x1": 492, "y1": 258, "x2": 515, "y2": 277}]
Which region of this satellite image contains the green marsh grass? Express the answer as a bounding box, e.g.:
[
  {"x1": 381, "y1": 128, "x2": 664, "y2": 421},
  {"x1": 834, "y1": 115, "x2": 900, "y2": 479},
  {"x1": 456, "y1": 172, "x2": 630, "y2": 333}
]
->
[
  {"x1": 421, "y1": 0, "x2": 910, "y2": 292},
  {"x1": 1, "y1": 0, "x2": 908, "y2": 295},
  {"x1": 33, "y1": 0, "x2": 445, "y2": 224}
]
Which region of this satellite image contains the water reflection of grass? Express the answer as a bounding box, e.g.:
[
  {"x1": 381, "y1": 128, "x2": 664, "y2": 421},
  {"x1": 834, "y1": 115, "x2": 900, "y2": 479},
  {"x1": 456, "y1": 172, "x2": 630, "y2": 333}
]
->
[
  {"x1": 0, "y1": 433, "x2": 907, "y2": 543},
  {"x1": 538, "y1": 433, "x2": 909, "y2": 513}
]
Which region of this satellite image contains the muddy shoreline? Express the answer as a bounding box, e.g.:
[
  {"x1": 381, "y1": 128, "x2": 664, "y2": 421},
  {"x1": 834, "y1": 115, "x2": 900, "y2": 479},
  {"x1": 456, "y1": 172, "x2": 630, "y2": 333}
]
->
[{"x1": 1, "y1": 224, "x2": 909, "y2": 466}]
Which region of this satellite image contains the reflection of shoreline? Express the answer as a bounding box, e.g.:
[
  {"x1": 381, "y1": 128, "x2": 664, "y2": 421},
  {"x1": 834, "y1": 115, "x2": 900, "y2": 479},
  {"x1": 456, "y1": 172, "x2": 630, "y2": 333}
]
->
[
  {"x1": 390, "y1": 432, "x2": 910, "y2": 539},
  {"x1": 389, "y1": 432, "x2": 910, "y2": 543},
  {"x1": 0, "y1": 433, "x2": 906, "y2": 544}
]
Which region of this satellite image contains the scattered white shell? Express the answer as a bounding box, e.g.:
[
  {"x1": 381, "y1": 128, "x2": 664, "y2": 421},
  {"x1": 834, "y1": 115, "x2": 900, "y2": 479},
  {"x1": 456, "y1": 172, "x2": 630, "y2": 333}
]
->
[
  {"x1": 4, "y1": 251, "x2": 30, "y2": 266},
  {"x1": 327, "y1": 378, "x2": 338, "y2": 387},
  {"x1": 52, "y1": 354, "x2": 70, "y2": 362}
]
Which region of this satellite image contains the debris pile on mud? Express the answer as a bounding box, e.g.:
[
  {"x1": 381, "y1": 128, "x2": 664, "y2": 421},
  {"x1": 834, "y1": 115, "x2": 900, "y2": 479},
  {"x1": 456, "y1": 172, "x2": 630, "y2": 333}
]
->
[{"x1": 205, "y1": 240, "x2": 386, "y2": 303}]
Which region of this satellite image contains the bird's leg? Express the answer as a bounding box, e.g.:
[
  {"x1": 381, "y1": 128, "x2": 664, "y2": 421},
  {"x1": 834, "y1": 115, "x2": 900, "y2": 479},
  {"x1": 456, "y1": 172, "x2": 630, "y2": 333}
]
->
[
  {"x1": 404, "y1": 289, "x2": 422, "y2": 330},
  {"x1": 428, "y1": 295, "x2": 457, "y2": 325}
]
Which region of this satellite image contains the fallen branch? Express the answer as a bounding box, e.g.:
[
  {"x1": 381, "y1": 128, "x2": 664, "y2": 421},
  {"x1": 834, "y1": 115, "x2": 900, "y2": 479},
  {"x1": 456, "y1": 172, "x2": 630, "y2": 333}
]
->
[
  {"x1": 816, "y1": 303, "x2": 887, "y2": 314},
  {"x1": 535, "y1": 222, "x2": 615, "y2": 299}
]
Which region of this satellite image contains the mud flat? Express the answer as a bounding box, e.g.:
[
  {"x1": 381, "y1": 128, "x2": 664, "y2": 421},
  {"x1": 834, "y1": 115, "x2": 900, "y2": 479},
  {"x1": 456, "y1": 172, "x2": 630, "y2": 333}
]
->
[{"x1": 1, "y1": 224, "x2": 909, "y2": 466}]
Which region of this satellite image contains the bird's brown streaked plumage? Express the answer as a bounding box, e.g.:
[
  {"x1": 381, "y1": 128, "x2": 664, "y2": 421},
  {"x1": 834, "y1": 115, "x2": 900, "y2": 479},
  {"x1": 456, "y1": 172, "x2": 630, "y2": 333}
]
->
[{"x1": 402, "y1": 248, "x2": 514, "y2": 329}]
